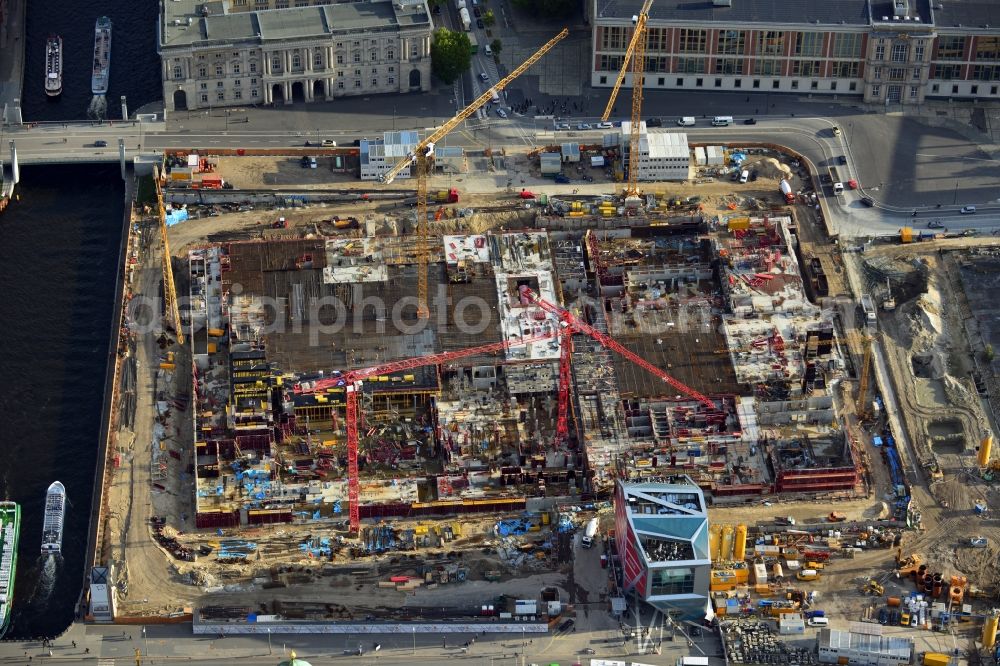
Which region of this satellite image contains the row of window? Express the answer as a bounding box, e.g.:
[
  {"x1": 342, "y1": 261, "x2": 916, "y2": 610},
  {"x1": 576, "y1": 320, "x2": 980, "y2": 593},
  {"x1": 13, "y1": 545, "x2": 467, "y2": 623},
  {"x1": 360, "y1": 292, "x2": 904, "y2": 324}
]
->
[
  {"x1": 187, "y1": 67, "x2": 398, "y2": 87},
  {"x1": 178, "y1": 47, "x2": 418, "y2": 80},
  {"x1": 599, "y1": 56, "x2": 863, "y2": 78},
  {"x1": 599, "y1": 72, "x2": 863, "y2": 92},
  {"x1": 198, "y1": 75, "x2": 399, "y2": 104},
  {"x1": 598, "y1": 29, "x2": 1000, "y2": 64},
  {"x1": 598, "y1": 28, "x2": 864, "y2": 59}
]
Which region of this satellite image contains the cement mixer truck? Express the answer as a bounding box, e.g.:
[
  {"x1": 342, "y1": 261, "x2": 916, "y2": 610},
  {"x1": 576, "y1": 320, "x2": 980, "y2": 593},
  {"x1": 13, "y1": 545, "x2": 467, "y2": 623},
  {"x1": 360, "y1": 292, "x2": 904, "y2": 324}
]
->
[
  {"x1": 581, "y1": 518, "x2": 599, "y2": 548},
  {"x1": 780, "y1": 179, "x2": 795, "y2": 204}
]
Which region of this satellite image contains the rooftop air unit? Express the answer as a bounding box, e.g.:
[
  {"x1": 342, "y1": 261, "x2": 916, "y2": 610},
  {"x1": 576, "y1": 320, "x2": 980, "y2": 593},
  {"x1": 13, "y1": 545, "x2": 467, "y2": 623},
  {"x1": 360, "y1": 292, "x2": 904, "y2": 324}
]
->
[{"x1": 894, "y1": 0, "x2": 909, "y2": 17}]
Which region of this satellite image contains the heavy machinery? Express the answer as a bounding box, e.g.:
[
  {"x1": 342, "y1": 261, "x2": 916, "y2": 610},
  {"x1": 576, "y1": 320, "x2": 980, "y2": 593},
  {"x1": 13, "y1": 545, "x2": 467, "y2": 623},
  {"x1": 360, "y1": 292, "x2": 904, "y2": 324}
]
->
[
  {"x1": 154, "y1": 165, "x2": 184, "y2": 344},
  {"x1": 294, "y1": 330, "x2": 559, "y2": 532},
  {"x1": 860, "y1": 579, "x2": 884, "y2": 595},
  {"x1": 381, "y1": 28, "x2": 569, "y2": 318},
  {"x1": 598, "y1": 0, "x2": 653, "y2": 201}
]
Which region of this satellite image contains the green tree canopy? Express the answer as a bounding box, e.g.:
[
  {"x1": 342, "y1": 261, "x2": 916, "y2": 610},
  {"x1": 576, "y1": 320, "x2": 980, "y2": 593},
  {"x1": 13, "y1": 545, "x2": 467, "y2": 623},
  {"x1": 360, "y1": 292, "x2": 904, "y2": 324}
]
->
[
  {"x1": 490, "y1": 38, "x2": 503, "y2": 55},
  {"x1": 482, "y1": 9, "x2": 496, "y2": 26},
  {"x1": 512, "y1": 0, "x2": 576, "y2": 18},
  {"x1": 431, "y1": 28, "x2": 472, "y2": 84}
]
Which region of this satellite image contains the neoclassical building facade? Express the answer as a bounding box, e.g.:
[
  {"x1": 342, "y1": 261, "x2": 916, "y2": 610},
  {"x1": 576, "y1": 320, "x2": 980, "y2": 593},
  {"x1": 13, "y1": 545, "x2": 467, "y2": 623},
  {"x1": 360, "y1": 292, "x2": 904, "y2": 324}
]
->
[{"x1": 159, "y1": 0, "x2": 432, "y2": 112}]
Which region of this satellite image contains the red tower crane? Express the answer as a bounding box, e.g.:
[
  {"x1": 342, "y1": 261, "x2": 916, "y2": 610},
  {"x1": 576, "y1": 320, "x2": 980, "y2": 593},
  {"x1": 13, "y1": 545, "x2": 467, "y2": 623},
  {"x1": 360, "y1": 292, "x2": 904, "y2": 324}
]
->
[
  {"x1": 293, "y1": 330, "x2": 559, "y2": 533},
  {"x1": 519, "y1": 286, "x2": 717, "y2": 410}
]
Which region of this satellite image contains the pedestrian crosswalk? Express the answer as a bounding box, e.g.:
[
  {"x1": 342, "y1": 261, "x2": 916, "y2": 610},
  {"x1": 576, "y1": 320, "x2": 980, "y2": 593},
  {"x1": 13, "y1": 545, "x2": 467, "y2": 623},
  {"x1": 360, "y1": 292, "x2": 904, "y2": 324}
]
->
[{"x1": 98, "y1": 659, "x2": 115, "y2": 666}]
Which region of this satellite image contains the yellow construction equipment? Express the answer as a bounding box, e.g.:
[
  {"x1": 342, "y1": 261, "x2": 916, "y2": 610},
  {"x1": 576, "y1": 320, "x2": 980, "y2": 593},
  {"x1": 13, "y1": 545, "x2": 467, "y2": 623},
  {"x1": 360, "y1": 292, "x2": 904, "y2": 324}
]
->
[
  {"x1": 382, "y1": 28, "x2": 569, "y2": 318},
  {"x1": 846, "y1": 331, "x2": 874, "y2": 418},
  {"x1": 155, "y1": 165, "x2": 184, "y2": 344},
  {"x1": 860, "y1": 579, "x2": 884, "y2": 595},
  {"x1": 600, "y1": 0, "x2": 653, "y2": 123},
  {"x1": 598, "y1": 0, "x2": 653, "y2": 200}
]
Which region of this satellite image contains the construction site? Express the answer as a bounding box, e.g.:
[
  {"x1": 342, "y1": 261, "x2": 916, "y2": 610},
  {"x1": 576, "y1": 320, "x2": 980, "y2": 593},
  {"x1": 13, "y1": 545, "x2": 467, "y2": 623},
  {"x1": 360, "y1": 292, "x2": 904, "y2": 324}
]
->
[{"x1": 84, "y1": 8, "x2": 1000, "y2": 666}]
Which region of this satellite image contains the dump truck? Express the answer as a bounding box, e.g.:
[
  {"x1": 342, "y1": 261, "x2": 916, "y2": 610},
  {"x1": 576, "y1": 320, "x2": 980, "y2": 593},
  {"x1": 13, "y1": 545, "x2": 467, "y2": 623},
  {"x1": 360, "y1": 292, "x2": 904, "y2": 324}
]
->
[
  {"x1": 433, "y1": 188, "x2": 460, "y2": 203},
  {"x1": 581, "y1": 518, "x2": 599, "y2": 549}
]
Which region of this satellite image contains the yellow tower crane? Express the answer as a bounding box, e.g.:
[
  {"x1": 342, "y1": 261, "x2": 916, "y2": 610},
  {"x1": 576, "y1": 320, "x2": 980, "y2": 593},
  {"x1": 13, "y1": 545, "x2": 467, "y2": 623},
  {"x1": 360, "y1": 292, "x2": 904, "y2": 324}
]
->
[
  {"x1": 599, "y1": 0, "x2": 654, "y2": 201},
  {"x1": 155, "y1": 165, "x2": 184, "y2": 344},
  {"x1": 381, "y1": 28, "x2": 569, "y2": 318}
]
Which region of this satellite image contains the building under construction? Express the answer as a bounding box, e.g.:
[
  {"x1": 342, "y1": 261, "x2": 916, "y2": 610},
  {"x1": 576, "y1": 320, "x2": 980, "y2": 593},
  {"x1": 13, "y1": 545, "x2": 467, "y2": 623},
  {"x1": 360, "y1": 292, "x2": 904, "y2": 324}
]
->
[{"x1": 183, "y1": 214, "x2": 857, "y2": 529}]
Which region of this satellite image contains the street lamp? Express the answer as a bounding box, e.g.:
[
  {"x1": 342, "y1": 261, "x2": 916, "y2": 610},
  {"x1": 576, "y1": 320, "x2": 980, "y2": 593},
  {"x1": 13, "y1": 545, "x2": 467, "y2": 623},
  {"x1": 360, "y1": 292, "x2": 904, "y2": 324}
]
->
[
  {"x1": 412, "y1": 626, "x2": 416, "y2": 654},
  {"x1": 267, "y1": 628, "x2": 272, "y2": 655},
  {"x1": 225, "y1": 109, "x2": 231, "y2": 132},
  {"x1": 142, "y1": 626, "x2": 147, "y2": 656},
  {"x1": 393, "y1": 106, "x2": 397, "y2": 132}
]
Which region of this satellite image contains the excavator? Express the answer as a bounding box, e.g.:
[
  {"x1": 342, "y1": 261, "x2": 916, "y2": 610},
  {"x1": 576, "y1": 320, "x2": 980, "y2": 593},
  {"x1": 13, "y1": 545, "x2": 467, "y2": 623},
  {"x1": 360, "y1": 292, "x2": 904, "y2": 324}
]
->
[{"x1": 860, "y1": 579, "x2": 885, "y2": 596}]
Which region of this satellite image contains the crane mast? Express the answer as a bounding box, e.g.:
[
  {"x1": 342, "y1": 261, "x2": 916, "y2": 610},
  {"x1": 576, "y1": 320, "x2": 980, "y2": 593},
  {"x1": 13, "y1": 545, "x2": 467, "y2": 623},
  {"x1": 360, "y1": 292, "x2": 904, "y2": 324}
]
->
[
  {"x1": 155, "y1": 165, "x2": 184, "y2": 344},
  {"x1": 380, "y1": 28, "x2": 569, "y2": 318},
  {"x1": 600, "y1": 0, "x2": 654, "y2": 123}
]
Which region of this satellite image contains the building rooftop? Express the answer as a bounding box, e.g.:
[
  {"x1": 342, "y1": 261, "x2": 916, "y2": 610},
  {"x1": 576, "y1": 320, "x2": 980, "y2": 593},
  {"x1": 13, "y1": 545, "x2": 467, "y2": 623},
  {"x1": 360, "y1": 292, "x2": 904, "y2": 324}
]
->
[
  {"x1": 595, "y1": 0, "x2": 873, "y2": 26},
  {"x1": 928, "y1": 0, "x2": 1000, "y2": 29},
  {"x1": 161, "y1": 0, "x2": 430, "y2": 50}
]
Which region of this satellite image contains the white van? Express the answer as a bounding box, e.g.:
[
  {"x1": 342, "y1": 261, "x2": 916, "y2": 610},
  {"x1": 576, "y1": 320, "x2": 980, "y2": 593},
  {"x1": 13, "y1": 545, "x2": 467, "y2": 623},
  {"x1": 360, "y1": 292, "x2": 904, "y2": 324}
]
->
[
  {"x1": 677, "y1": 116, "x2": 696, "y2": 126},
  {"x1": 712, "y1": 116, "x2": 734, "y2": 126},
  {"x1": 806, "y1": 617, "x2": 829, "y2": 627},
  {"x1": 484, "y1": 44, "x2": 492, "y2": 55},
  {"x1": 739, "y1": 169, "x2": 749, "y2": 184}
]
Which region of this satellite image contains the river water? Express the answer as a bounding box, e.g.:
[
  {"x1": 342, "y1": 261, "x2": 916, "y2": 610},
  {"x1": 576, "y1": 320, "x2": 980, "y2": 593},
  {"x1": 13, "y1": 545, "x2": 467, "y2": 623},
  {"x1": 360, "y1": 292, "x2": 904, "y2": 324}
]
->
[{"x1": 3, "y1": 0, "x2": 158, "y2": 639}]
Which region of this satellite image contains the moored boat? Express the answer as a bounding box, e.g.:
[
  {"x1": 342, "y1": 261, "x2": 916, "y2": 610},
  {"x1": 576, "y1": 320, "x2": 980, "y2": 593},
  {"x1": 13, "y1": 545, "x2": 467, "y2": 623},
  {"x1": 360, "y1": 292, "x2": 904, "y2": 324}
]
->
[
  {"x1": 92, "y1": 17, "x2": 112, "y2": 95},
  {"x1": 0, "y1": 501, "x2": 21, "y2": 638},
  {"x1": 45, "y1": 35, "x2": 62, "y2": 97},
  {"x1": 41, "y1": 481, "x2": 65, "y2": 555}
]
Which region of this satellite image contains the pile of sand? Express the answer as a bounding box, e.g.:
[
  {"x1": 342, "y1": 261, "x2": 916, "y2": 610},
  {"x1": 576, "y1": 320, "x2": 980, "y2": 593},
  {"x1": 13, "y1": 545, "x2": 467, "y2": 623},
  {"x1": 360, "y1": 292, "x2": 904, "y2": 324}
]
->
[{"x1": 745, "y1": 157, "x2": 792, "y2": 180}]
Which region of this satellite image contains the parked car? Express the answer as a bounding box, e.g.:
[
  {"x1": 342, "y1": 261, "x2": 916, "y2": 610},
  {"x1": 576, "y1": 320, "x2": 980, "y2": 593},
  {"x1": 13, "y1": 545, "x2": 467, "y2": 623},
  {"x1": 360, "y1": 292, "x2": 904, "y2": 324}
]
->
[
  {"x1": 554, "y1": 173, "x2": 570, "y2": 184},
  {"x1": 878, "y1": 608, "x2": 889, "y2": 625},
  {"x1": 596, "y1": 122, "x2": 613, "y2": 129},
  {"x1": 645, "y1": 117, "x2": 663, "y2": 127},
  {"x1": 473, "y1": 6, "x2": 481, "y2": 16},
  {"x1": 496, "y1": 108, "x2": 507, "y2": 119},
  {"x1": 477, "y1": 18, "x2": 484, "y2": 29},
  {"x1": 577, "y1": 123, "x2": 591, "y2": 130},
  {"x1": 832, "y1": 126, "x2": 842, "y2": 136},
  {"x1": 861, "y1": 196, "x2": 875, "y2": 207},
  {"x1": 927, "y1": 220, "x2": 944, "y2": 229},
  {"x1": 960, "y1": 205, "x2": 977, "y2": 214},
  {"x1": 838, "y1": 155, "x2": 847, "y2": 165},
  {"x1": 555, "y1": 122, "x2": 570, "y2": 130},
  {"x1": 321, "y1": 139, "x2": 336, "y2": 147},
  {"x1": 94, "y1": 140, "x2": 108, "y2": 147},
  {"x1": 743, "y1": 117, "x2": 757, "y2": 125},
  {"x1": 479, "y1": 72, "x2": 489, "y2": 81}
]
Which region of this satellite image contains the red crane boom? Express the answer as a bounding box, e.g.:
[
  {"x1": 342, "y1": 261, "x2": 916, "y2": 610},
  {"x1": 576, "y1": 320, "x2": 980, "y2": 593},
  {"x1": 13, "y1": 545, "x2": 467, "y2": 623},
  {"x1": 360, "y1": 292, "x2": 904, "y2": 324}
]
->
[
  {"x1": 294, "y1": 329, "x2": 560, "y2": 532},
  {"x1": 519, "y1": 286, "x2": 717, "y2": 409}
]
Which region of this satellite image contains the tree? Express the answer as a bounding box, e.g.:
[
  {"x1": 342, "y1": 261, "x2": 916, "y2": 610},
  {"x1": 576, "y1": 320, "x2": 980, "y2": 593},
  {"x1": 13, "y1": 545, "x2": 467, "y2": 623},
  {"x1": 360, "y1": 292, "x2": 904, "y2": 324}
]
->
[
  {"x1": 511, "y1": 0, "x2": 576, "y2": 18},
  {"x1": 490, "y1": 39, "x2": 503, "y2": 56},
  {"x1": 426, "y1": 0, "x2": 445, "y2": 7},
  {"x1": 986, "y1": 344, "x2": 995, "y2": 362},
  {"x1": 482, "y1": 9, "x2": 496, "y2": 27},
  {"x1": 431, "y1": 28, "x2": 472, "y2": 84}
]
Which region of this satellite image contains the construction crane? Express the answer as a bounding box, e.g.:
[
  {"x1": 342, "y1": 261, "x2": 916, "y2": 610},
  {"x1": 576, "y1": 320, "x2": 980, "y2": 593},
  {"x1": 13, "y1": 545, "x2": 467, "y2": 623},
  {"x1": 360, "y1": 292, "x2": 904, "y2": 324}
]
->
[
  {"x1": 855, "y1": 333, "x2": 874, "y2": 419},
  {"x1": 600, "y1": 0, "x2": 653, "y2": 123},
  {"x1": 380, "y1": 28, "x2": 569, "y2": 319},
  {"x1": 598, "y1": 0, "x2": 654, "y2": 200},
  {"x1": 154, "y1": 165, "x2": 184, "y2": 344},
  {"x1": 520, "y1": 286, "x2": 716, "y2": 409},
  {"x1": 294, "y1": 330, "x2": 559, "y2": 533}
]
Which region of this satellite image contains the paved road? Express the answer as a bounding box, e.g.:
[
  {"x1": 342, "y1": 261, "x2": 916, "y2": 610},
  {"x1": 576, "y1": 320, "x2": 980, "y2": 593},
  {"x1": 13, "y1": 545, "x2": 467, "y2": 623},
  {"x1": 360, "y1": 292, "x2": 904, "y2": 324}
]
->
[
  {"x1": 7, "y1": 110, "x2": 1000, "y2": 238},
  {"x1": 0, "y1": 620, "x2": 703, "y2": 665}
]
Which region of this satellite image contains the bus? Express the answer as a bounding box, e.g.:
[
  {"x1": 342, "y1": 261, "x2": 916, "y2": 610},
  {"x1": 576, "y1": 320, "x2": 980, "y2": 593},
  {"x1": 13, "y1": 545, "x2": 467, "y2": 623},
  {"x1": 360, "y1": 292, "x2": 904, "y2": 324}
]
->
[{"x1": 469, "y1": 33, "x2": 479, "y2": 54}]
